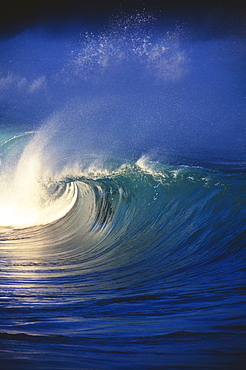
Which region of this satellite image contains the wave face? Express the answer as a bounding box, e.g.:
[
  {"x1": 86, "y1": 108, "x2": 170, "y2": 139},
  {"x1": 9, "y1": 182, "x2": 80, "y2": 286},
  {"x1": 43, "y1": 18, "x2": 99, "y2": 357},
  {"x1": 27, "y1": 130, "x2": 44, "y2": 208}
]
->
[
  {"x1": 0, "y1": 132, "x2": 245, "y2": 369},
  {"x1": 0, "y1": 12, "x2": 246, "y2": 370}
]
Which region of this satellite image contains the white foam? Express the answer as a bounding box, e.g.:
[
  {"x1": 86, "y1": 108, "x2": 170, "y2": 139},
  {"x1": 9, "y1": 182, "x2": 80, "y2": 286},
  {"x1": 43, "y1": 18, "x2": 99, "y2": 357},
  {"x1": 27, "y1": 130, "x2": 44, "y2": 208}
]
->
[{"x1": 0, "y1": 129, "x2": 76, "y2": 228}]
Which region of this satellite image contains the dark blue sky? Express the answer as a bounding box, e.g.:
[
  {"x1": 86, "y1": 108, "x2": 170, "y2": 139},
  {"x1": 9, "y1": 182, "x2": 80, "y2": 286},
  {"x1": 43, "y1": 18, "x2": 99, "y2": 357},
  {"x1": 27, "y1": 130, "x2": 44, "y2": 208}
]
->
[{"x1": 0, "y1": 0, "x2": 245, "y2": 38}]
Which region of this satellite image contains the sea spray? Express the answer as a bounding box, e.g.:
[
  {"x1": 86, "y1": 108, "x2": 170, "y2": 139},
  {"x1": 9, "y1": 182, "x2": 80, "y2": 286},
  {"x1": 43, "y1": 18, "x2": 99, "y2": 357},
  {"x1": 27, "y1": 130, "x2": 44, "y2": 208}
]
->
[{"x1": 0, "y1": 126, "x2": 78, "y2": 227}]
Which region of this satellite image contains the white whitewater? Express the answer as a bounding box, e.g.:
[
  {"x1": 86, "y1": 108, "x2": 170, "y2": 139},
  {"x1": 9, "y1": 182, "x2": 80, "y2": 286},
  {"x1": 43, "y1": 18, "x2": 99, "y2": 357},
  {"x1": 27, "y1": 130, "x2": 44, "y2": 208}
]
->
[{"x1": 0, "y1": 128, "x2": 77, "y2": 228}]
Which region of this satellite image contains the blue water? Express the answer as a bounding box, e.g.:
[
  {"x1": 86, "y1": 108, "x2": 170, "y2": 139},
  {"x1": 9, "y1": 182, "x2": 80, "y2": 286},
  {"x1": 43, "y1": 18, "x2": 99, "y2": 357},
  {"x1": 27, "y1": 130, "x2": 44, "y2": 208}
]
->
[{"x1": 0, "y1": 12, "x2": 245, "y2": 369}]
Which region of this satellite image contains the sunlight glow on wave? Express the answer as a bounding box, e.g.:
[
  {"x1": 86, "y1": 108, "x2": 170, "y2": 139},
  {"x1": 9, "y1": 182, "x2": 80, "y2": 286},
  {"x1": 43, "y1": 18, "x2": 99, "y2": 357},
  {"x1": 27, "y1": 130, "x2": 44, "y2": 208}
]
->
[{"x1": 0, "y1": 130, "x2": 78, "y2": 228}]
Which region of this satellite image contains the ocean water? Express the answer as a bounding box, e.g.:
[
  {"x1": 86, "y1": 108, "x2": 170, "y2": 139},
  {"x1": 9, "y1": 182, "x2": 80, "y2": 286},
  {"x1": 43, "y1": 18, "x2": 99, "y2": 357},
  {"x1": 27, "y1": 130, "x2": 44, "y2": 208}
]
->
[{"x1": 0, "y1": 13, "x2": 245, "y2": 369}]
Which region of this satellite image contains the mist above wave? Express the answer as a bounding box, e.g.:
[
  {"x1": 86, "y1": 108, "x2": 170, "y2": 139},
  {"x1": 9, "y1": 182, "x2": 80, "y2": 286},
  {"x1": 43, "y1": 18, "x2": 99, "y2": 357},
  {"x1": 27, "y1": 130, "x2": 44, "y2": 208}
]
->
[{"x1": 0, "y1": 12, "x2": 245, "y2": 166}]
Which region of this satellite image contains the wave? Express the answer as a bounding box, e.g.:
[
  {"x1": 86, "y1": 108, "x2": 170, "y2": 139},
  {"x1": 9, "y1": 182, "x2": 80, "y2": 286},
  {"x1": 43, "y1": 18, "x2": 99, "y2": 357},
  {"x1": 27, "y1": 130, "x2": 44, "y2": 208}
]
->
[
  {"x1": 0, "y1": 128, "x2": 245, "y2": 369},
  {"x1": 0, "y1": 13, "x2": 246, "y2": 368},
  {"x1": 0, "y1": 131, "x2": 244, "y2": 270}
]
